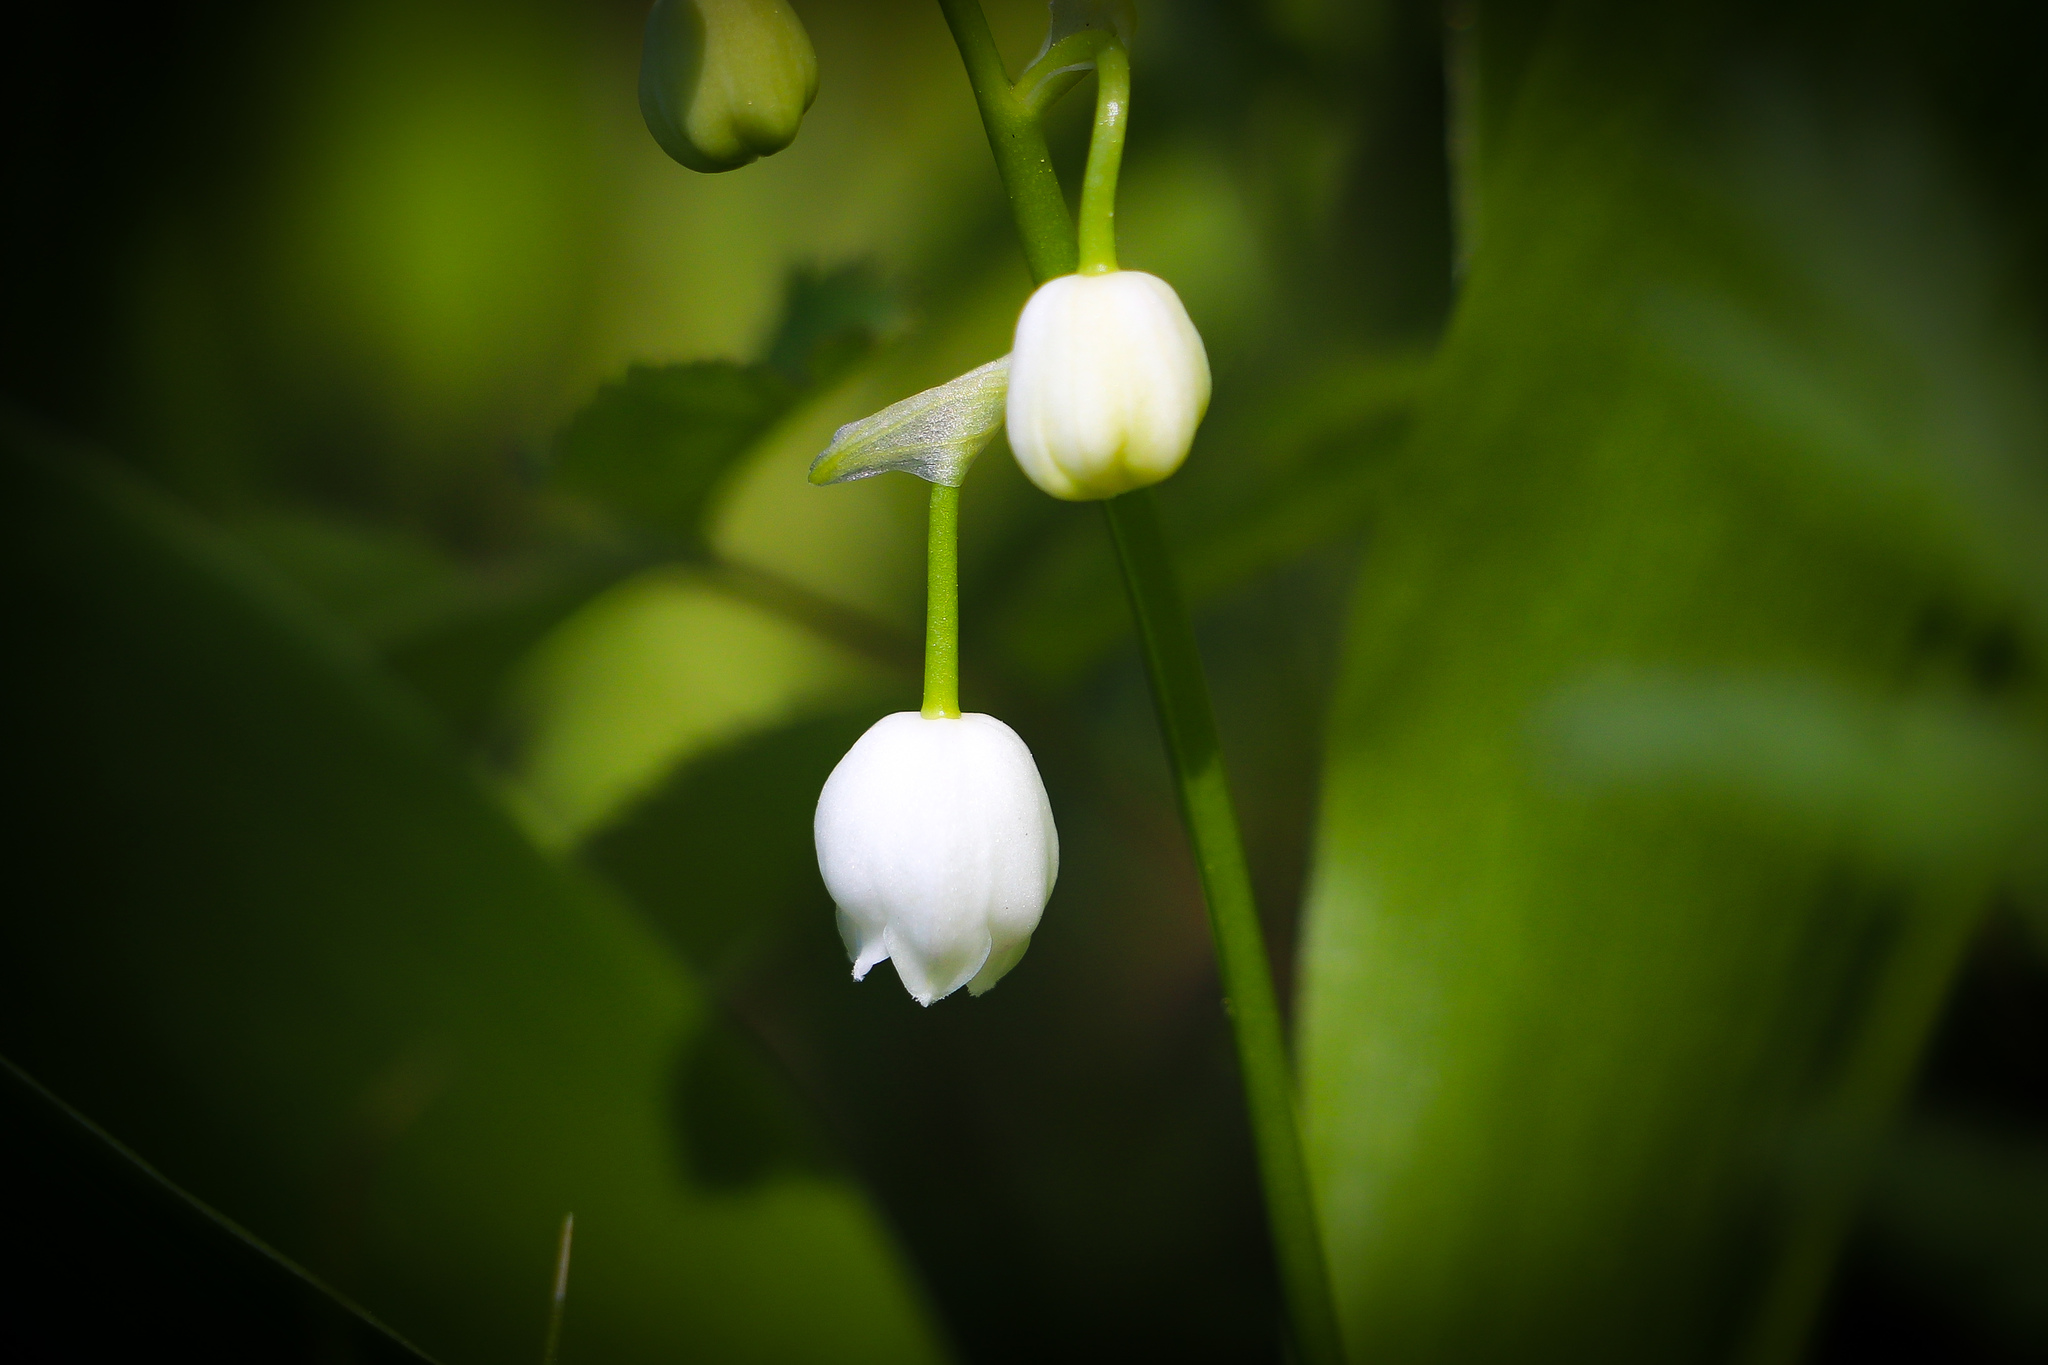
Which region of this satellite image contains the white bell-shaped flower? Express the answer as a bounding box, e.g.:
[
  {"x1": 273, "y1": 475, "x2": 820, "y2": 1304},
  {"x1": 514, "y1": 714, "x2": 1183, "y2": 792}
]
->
[
  {"x1": 1005, "y1": 270, "x2": 1211, "y2": 500},
  {"x1": 815, "y1": 712, "x2": 1059, "y2": 1005}
]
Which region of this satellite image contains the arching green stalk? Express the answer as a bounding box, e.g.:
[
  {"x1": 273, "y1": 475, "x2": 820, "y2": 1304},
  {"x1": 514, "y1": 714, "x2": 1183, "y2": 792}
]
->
[
  {"x1": 541, "y1": 1212, "x2": 573, "y2": 1365},
  {"x1": 932, "y1": 0, "x2": 1075, "y2": 283},
  {"x1": 934, "y1": 5, "x2": 1347, "y2": 1362},
  {"x1": 1077, "y1": 40, "x2": 1128, "y2": 274},
  {"x1": 922, "y1": 482, "x2": 962, "y2": 719}
]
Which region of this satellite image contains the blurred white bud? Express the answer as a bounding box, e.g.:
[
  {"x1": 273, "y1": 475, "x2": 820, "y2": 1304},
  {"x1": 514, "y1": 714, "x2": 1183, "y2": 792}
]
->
[
  {"x1": 1005, "y1": 271, "x2": 1211, "y2": 500},
  {"x1": 815, "y1": 712, "x2": 1059, "y2": 1006},
  {"x1": 640, "y1": 0, "x2": 818, "y2": 174}
]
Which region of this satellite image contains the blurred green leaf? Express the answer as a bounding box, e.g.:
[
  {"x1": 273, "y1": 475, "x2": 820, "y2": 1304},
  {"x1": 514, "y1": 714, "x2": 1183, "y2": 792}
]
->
[
  {"x1": 766, "y1": 261, "x2": 910, "y2": 388},
  {"x1": 552, "y1": 360, "x2": 797, "y2": 548},
  {"x1": 553, "y1": 263, "x2": 911, "y2": 552},
  {"x1": 225, "y1": 509, "x2": 675, "y2": 750},
  {"x1": 673, "y1": 1019, "x2": 837, "y2": 1192},
  {"x1": 231, "y1": 510, "x2": 477, "y2": 650},
  {"x1": 380, "y1": 548, "x2": 651, "y2": 742},
  {"x1": 586, "y1": 707, "x2": 887, "y2": 980},
  {"x1": 0, "y1": 416, "x2": 946, "y2": 1365},
  {"x1": 1296, "y1": 15, "x2": 2025, "y2": 1363},
  {"x1": 497, "y1": 566, "x2": 887, "y2": 849},
  {"x1": 1643, "y1": 135, "x2": 2048, "y2": 645},
  {"x1": 1540, "y1": 672, "x2": 2048, "y2": 876}
]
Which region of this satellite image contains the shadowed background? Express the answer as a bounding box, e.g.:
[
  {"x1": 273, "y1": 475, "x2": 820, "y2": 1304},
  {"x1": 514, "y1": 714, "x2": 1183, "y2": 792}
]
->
[{"x1": 3, "y1": 1, "x2": 2047, "y2": 1362}]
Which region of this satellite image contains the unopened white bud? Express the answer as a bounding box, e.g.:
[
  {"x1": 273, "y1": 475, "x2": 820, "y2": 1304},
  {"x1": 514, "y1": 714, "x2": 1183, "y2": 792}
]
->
[
  {"x1": 1005, "y1": 271, "x2": 1211, "y2": 500},
  {"x1": 814, "y1": 713, "x2": 1058, "y2": 1006}
]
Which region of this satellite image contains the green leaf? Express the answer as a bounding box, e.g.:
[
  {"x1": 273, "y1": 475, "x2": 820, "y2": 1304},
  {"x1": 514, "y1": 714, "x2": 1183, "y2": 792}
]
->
[
  {"x1": 1539, "y1": 672, "x2": 2048, "y2": 876},
  {"x1": 585, "y1": 708, "x2": 887, "y2": 979},
  {"x1": 672, "y1": 1018, "x2": 837, "y2": 1192},
  {"x1": 809, "y1": 356, "x2": 1010, "y2": 489},
  {"x1": 224, "y1": 509, "x2": 674, "y2": 752},
  {"x1": 496, "y1": 566, "x2": 886, "y2": 849},
  {"x1": 551, "y1": 263, "x2": 908, "y2": 547},
  {"x1": 1641, "y1": 194, "x2": 2048, "y2": 643},
  {"x1": 552, "y1": 360, "x2": 796, "y2": 547},
  {"x1": 230, "y1": 510, "x2": 478, "y2": 650},
  {"x1": 1296, "y1": 20, "x2": 2023, "y2": 1364},
  {"x1": 0, "y1": 417, "x2": 947, "y2": 1365},
  {"x1": 380, "y1": 547, "x2": 651, "y2": 743},
  {"x1": 765, "y1": 261, "x2": 909, "y2": 388}
]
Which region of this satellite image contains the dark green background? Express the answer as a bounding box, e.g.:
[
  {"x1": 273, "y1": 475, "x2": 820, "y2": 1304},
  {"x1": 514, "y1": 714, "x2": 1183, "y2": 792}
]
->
[{"x1": 5, "y1": 1, "x2": 2048, "y2": 1361}]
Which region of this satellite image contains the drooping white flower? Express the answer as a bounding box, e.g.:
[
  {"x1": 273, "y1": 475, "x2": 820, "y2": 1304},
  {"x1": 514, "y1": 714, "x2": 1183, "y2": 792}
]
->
[
  {"x1": 1005, "y1": 270, "x2": 1211, "y2": 500},
  {"x1": 814, "y1": 712, "x2": 1059, "y2": 1005},
  {"x1": 639, "y1": 0, "x2": 818, "y2": 174}
]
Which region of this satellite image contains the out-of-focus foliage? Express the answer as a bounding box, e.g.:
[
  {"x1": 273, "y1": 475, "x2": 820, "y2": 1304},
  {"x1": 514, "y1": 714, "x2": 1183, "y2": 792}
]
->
[
  {"x1": 1300, "y1": 4, "x2": 2048, "y2": 1362},
  {"x1": 5, "y1": 0, "x2": 2048, "y2": 1362},
  {"x1": 553, "y1": 362, "x2": 798, "y2": 546},
  {"x1": 0, "y1": 426, "x2": 942, "y2": 1365}
]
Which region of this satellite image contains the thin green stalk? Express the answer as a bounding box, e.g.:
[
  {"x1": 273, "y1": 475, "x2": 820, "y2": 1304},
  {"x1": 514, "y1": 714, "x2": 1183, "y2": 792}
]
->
[
  {"x1": 1103, "y1": 493, "x2": 1346, "y2": 1365},
  {"x1": 1443, "y1": 0, "x2": 1483, "y2": 282},
  {"x1": 1738, "y1": 886, "x2": 1985, "y2": 1365},
  {"x1": 541, "y1": 1212, "x2": 573, "y2": 1365},
  {"x1": 933, "y1": 5, "x2": 1346, "y2": 1361},
  {"x1": 933, "y1": 0, "x2": 1076, "y2": 283},
  {"x1": 922, "y1": 483, "x2": 962, "y2": 718},
  {"x1": 1077, "y1": 41, "x2": 1129, "y2": 274}
]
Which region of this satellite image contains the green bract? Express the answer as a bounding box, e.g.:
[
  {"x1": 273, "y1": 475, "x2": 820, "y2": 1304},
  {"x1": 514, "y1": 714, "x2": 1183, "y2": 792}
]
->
[
  {"x1": 809, "y1": 356, "x2": 1010, "y2": 488},
  {"x1": 639, "y1": 0, "x2": 818, "y2": 174}
]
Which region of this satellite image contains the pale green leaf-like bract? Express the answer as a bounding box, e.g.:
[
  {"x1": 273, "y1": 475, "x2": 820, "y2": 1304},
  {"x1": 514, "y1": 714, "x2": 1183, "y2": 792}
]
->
[{"x1": 809, "y1": 356, "x2": 1009, "y2": 488}]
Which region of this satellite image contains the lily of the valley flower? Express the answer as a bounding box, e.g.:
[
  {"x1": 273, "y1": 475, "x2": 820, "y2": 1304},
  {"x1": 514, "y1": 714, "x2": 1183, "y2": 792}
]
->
[
  {"x1": 1005, "y1": 270, "x2": 1211, "y2": 500},
  {"x1": 639, "y1": 0, "x2": 817, "y2": 174},
  {"x1": 815, "y1": 712, "x2": 1058, "y2": 1006}
]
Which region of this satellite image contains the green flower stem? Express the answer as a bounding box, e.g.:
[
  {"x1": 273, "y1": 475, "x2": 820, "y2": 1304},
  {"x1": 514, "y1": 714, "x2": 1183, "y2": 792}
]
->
[
  {"x1": 922, "y1": 482, "x2": 962, "y2": 719},
  {"x1": 1738, "y1": 884, "x2": 1984, "y2": 1365},
  {"x1": 1444, "y1": 1, "x2": 1483, "y2": 282},
  {"x1": 542, "y1": 1212, "x2": 573, "y2": 1365},
  {"x1": 1077, "y1": 40, "x2": 1128, "y2": 274},
  {"x1": 1102, "y1": 492, "x2": 1346, "y2": 1365},
  {"x1": 934, "y1": 4, "x2": 1345, "y2": 1361},
  {"x1": 934, "y1": 0, "x2": 1076, "y2": 283}
]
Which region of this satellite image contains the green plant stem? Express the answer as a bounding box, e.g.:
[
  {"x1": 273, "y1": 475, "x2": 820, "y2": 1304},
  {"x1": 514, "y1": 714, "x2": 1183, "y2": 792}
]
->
[
  {"x1": 1077, "y1": 41, "x2": 1129, "y2": 274},
  {"x1": 1103, "y1": 493, "x2": 1346, "y2": 1365},
  {"x1": 934, "y1": 4, "x2": 1345, "y2": 1360},
  {"x1": 1738, "y1": 886, "x2": 1985, "y2": 1365},
  {"x1": 542, "y1": 1211, "x2": 573, "y2": 1365},
  {"x1": 922, "y1": 483, "x2": 962, "y2": 718},
  {"x1": 933, "y1": 0, "x2": 1076, "y2": 283},
  {"x1": 1443, "y1": 1, "x2": 1483, "y2": 282}
]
